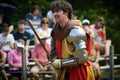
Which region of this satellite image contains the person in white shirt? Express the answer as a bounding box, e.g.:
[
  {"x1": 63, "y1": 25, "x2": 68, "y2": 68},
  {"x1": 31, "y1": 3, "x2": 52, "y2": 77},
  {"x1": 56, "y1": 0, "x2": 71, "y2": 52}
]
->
[
  {"x1": 35, "y1": 17, "x2": 52, "y2": 45},
  {"x1": 0, "y1": 24, "x2": 15, "y2": 53}
]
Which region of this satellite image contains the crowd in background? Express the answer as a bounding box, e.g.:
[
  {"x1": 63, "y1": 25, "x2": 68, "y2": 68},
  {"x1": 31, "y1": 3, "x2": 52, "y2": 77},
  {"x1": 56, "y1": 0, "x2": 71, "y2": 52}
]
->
[{"x1": 0, "y1": 3, "x2": 112, "y2": 80}]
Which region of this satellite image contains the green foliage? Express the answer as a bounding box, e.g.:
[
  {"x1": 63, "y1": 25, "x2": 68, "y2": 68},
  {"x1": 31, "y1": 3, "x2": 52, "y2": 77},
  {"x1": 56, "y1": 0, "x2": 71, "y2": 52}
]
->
[
  {"x1": 12, "y1": 0, "x2": 51, "y2": 18},
  {"x1": 8, "y1": 0, "x2": 120, "y2": 60}
]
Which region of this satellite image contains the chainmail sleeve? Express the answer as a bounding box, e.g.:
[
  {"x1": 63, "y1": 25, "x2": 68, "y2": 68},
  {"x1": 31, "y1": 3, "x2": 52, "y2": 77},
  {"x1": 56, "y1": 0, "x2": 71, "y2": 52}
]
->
[{"x1": 51, "y1": 38, "x2": 57, "y2": 59}]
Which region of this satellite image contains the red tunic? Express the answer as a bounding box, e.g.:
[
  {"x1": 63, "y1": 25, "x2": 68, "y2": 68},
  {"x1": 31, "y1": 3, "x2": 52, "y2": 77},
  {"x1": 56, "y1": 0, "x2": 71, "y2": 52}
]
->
[
  {"x1": 51, "y1": 23, "x2": 94, "y2": 80},
  {"x1": 54, "y1": 39, "x2": 88, "y2": 80}
]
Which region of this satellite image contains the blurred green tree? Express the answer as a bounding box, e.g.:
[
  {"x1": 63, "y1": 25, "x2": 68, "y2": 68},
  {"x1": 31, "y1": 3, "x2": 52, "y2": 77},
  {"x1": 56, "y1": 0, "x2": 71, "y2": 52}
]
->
[{"x1": 9, "y1": 0, "x2": 120, "y2": 63}]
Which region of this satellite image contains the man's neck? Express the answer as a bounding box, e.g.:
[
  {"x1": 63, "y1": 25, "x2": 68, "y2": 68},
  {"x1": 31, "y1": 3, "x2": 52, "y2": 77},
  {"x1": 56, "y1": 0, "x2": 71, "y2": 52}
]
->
[{"x1": 59, "y1": 18, "x2": 69, "y2": 28}]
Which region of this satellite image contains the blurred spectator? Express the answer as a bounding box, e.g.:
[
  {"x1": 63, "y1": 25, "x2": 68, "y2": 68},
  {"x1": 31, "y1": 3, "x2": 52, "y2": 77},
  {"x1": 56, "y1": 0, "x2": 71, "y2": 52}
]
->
[
  {"x1": 91, "y1": 17, "x2": 111, "y2": 65},
  {"x1": 35, "y1": 17, "x2": 52, "y2": 45},
  {"x1": 25, "y1": 5, "x2": 42, "y2": 38},
  {"x1": 46, "y1": 10, "x2": 56, "y2": 28},
  {"x1": 30, "y1": 32, "x2": 51, "y2": 80},
  {"x1": 82, "y1": 19, "x2": 101, "y2": 80},
  {"x1": 25, "y1": 5, "x2": 42, "y2": 26},
  {"x1": 91, "y1": 17, "x2": 111, "y2": 56},
  {"x1": 0, "y1": 50, "x2": 8, "y2": 80},
  {"x1": 82, "y1": 19, "x2": 95, "y2": 39},
  {"x1": 0, "y1": 10, "x2": 14, "y2": 33},
  {"x1": 0, "y1": 24, "x2": 15, "y2": 53},
  {"x1": 71, "y1": 10, "x2": 82, "y2": 27},
  {"x1": 13, "y1": 20, "x2": 32, "y2": 57},
  {"x1": 8, "y1": 39, "x2": 29, "y2": 80},
  {"x1": 89, "y1": 42, "x2": 101, "y2": 80}
]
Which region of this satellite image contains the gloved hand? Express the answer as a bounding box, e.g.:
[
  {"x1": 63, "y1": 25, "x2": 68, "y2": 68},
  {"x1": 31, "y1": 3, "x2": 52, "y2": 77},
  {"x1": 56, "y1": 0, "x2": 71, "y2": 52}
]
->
[{"x1": 51, "y1": 59, "x2": 61, "y2": 69}]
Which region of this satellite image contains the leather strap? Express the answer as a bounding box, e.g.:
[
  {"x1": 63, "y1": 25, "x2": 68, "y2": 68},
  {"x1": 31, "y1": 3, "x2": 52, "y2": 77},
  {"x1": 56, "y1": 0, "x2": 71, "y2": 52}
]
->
[{"x1": 52, "y1": 21, "x2": 72, "y2": 41}]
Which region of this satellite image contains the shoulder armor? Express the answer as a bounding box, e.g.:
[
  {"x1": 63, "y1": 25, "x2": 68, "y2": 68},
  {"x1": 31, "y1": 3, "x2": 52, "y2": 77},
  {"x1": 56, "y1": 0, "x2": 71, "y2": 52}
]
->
[
  {"x1": 67, "y1": 26, "x2": 87, "y2": 49},
  {"x1": 67, "y1": 26, "x2": 86, "y2": 43}
]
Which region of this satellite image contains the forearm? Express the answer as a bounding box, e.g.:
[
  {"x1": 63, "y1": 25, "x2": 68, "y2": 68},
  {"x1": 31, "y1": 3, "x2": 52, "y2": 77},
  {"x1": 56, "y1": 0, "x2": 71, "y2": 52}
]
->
[
  {"x1": 0, "y1": 63, "x2": 4, "y2": 66},
  {"x1": 26, "y1": 20, "x2": 40, "y2": 26},
  {"x1": 25, "y1": 45, "x2": 29, "y2": 54},
  {"x1": 25, "y1": 40, "x2": 30, "y2": 52},
  {"x1": 0, "y1": 42, "x2": 5, "y2": 49},
  {"x1": 9, "y1": 63, "x2": 20, "y2": 68},
  {"x1": 95, "y1": 51, "x2": 100, "y2": 63},
  {"x1": 0, "y1": 60, "x2": 6, "y2": 66},
  {"x1": 9, "y1": 25, "x2": 14, "y2": 33},
  {"x1": 9, "y1": 43, "x2": 14, "y2": 49},
  {"x1": 0, "y1": 52, "x2": 6, "y2": 66},
  {"x1": 52, "y1": 49, "x2": 88, "y2": 69},
  {"x1": 34, "y1": 59, "x2": 43, "y2": 68},
  {"x1": 31, "y1": 22, "x2": 40, "y2": 26}
]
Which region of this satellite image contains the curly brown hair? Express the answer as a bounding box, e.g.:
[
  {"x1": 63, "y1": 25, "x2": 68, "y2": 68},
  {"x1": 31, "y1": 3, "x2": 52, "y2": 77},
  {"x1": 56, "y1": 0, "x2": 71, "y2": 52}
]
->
[{"x1": 51, "y1": 0, "x2": 73, "y2": 19}]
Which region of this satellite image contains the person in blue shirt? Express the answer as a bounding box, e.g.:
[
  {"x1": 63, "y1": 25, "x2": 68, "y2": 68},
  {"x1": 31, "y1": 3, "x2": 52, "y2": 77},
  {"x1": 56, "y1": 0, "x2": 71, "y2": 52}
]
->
[
  {"x1": 25, "y1": 5, "x2": 42, "y2": 26},
  {"x1": 25, "y1": 5, "x2": 42, "y2": 38}
]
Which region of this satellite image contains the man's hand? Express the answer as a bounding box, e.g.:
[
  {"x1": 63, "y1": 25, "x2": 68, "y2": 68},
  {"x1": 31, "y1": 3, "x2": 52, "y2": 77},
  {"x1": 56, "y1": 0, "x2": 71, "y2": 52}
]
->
[{"x1": 51, "y1": 59, "x2": 61, "y2": 69}]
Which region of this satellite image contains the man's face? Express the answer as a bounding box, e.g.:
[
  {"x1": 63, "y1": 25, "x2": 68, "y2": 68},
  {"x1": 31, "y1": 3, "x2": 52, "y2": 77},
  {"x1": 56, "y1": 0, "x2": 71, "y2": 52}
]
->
[
  {"x1": 53, "y1": 10, "x2": 67, "y2": 23},
  {"x1": 33, "y1": 9, "x2": 39, "y2": 15},
  {"x1": 3, "y1": 31, "x2": 9, "y2": 37},
  {"x1": 18, "y1": 24, "x2": 25, "y2": 31},
  {"x1": 96, "y1": 21, "x2": 104, "y2": 28}
]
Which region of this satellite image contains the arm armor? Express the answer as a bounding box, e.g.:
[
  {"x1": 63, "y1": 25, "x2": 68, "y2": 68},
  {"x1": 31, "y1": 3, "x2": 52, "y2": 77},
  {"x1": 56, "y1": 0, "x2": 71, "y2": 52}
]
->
[
  {"x1": 52, "y1": 26, "x2": 88, "y2": 68},
  {"x1": 66, "y1": 26, "x2": 88, "y2": 64}
]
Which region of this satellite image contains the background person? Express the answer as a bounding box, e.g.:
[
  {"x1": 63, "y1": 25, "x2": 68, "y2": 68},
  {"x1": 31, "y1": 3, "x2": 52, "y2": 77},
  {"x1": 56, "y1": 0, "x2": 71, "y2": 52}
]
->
[
  {"x1": 82, "y1": 19, "x2": 101, "y2": 80},
  {"x1": 34, "y1": 17, "x2": 52, "y2": 45},
  {"x1": 25, "y1": 5, "x2": 42, "y2": 38},
  {"x1": 71, "y1": 10, "x2": 82, "y2": 27},
  {"x1": 30, "y1": 32, "x2": 51, "y2": 80},
  {"x1": 0, "y1": 24, "x2": 15, "y2": 53},
  {"x1": 91, "y1": 17, "x2": 112, "y2": 65},
  {"x1": 8, "y1": 39, "x2": 29, "y2": 80},
  {"x1": 13, "y1": 20, "x2": 32, "y2": 57},
  {"x1": 91, "y1": 17, "x2": 111, "y2": 57},
  {"x1": 0, "y1": 50, "x2": 8, "y2": 80},
  {"x1": 46, "y1": 10, "x2": 56, "y2": 28}
]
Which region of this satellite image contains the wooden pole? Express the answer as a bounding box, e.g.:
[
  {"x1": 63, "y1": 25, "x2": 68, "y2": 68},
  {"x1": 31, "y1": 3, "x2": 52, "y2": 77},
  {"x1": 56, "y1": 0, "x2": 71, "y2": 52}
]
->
[
  {"x1": 110, "y1": 45, "x2": 114, "y2": 80},
  {"x1": 22, "y1": 48, "x2": 27, "y2": 80}
]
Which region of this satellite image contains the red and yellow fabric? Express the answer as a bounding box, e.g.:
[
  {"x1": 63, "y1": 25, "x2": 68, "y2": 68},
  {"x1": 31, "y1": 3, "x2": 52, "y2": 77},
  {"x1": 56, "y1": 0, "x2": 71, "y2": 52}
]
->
[{"x1": 54, "y1": 38, "x2": 95, "y2": 80}]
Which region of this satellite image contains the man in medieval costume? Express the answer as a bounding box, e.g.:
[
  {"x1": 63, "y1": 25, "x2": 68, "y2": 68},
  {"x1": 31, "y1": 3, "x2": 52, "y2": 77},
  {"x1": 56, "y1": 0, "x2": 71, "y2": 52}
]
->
[{"x1": 50, "y1": 0, "x2": 95, "y2": 80}]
